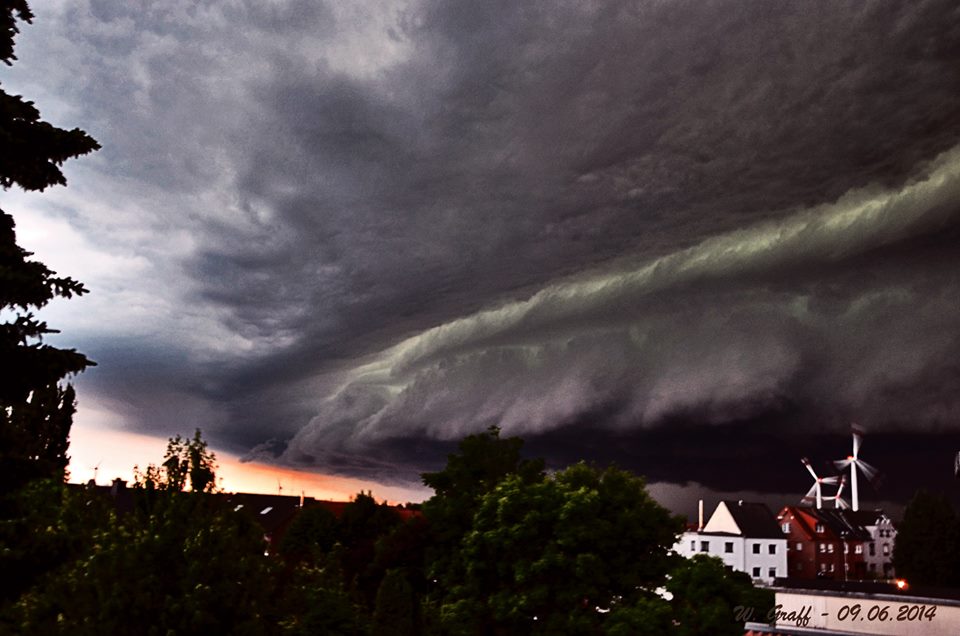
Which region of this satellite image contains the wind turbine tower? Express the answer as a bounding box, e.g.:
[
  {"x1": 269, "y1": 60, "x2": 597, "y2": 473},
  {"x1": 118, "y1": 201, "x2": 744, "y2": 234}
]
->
[{"x1": 833, "y1": 425, "x2": 878, "y2": 511}]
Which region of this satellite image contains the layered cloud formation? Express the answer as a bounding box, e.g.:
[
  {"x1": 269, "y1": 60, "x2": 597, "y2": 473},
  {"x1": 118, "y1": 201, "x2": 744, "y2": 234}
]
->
[{"x1": 6, "y1": 1, "x2": 960, "y2": 497}]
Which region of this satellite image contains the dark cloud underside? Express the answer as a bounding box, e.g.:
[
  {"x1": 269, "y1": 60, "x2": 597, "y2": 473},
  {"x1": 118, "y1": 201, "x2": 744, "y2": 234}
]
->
[{"x1": 8, "y1": 1, "x2": 960, "y2": 502}]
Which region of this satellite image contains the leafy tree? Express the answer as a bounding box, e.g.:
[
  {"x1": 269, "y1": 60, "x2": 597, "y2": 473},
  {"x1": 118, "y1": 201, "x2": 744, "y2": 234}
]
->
[
  {"x1": 14, "y1": 493, "x2": 277, "y2": 636},
  {"x1": 0, "y1": 0, "x2": 99, "y2": 495},
  {"x1": 442, "y1": 462, "x2": 684, "y2": 634},
  {"x1": 336, "y1": 491, "x2": 403, "y2": 606},
  {"x1": 279, "y1": 505, "x2": 339, "y2": 564},
  {"x1": 666, "y1": 554, "x2": 774, "y2": 636},
  {"x1": 421, "y1": 425, "x2": 544, "y2": 598},
  {"x1": 0, "y1": 479, "x2": 112, "y2": 610},
  {"x1": 278, "y1": 558, "x2": 368, "y2": 636},
  {"x1": 372, "y1": 569, "x2": 417, "y2": 636},
  {"x1": 893, "y1": 490, "x2": 960, "y2": 587},
  {"x1": 133, "y1": 428, "x2": 219, "y2": 494}
]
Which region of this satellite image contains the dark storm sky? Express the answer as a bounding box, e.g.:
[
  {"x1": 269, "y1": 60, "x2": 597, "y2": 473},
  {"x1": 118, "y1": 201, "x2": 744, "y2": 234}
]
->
[{"x1": 6, "y1": 0, "x2": 960, "y2": 506}]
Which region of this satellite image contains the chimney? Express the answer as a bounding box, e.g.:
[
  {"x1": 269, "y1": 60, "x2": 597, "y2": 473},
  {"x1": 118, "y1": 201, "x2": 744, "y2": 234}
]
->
[
  {"x1": 698, "y1": 499, "x2": 704, "y2": 531},
  {"x1": 110, "y1": 478, "x2": 127, "y2": 497}
]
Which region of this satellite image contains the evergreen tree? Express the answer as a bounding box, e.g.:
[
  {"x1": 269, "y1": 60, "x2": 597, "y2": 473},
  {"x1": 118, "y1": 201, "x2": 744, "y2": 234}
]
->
[{"x1": 0, "y1": 0, "x2": 100, "y2": 494}]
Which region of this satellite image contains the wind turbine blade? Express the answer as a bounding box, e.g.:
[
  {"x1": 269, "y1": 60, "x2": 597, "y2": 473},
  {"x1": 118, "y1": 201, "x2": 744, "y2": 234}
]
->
[
  {"x1": 821, "y1": 476, "x2": 839, "y2": 485},
  {"x1": 836, "y1": 475, "x2": 846, "y2": 496},
  {"x1": 802, "y1": 458, "x2": 819, "y2": 479},
  {"x1": 852, "y1": 429, "x2": 862, "y2": 458},
  {"x1": 856, "y1": 459, "x2": 879, "y2": 482},
  {"x1": 834, "y1": 459, "x2": 852, "y2": 470},
  {"x1": 837, "y1": 498, "x2": 849, "y2": 509}
]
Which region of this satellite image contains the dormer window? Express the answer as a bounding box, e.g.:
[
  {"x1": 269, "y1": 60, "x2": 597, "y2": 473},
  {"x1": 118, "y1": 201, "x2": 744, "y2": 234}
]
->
[
  {"x1": 781, "y1": 522, "x2": 791, "y2": 533},
  {"x1": 815, "y1": 523, "x2": 825, "y2": 533}
]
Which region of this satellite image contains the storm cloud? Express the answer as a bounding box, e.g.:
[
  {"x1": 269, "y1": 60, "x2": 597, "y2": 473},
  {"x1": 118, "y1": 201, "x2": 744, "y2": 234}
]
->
[{"x1": 6, "y1": 0, "x2": 960, "y2": 500}]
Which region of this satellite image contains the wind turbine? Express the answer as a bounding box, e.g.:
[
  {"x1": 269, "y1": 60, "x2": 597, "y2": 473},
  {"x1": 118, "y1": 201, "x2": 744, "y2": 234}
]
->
[
  {"x1": 801, "y1": 457, "x2": 838, "y2": 509},
  {"x1": 833, "y1": 426, "x2": 878, "y2": 511},
  {"x1": 829, "y1": 474, "x2": 849, "y2": 509}
]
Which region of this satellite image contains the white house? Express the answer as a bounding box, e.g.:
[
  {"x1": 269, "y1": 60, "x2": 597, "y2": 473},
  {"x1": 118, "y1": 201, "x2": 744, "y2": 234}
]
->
[{"x1": 674, "y1": 500, "x2": 788, "y2": 584}]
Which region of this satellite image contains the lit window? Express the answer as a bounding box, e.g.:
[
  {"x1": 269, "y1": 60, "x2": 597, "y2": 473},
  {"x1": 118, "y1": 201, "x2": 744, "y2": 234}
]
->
[
  {"x1": 819, "y1": 543, "x2": 826, "y2": 553},
  {"x1": 844, "y1": 543, "x2": 849, "y2": 554},
  {"x1": 816, "y1": 523, "x2": 825, "y2": 533},
  {"x1": 829, "y1": 564, "x2": 834, "y2": 572},
  {"x1": 260, "y1": 506, "x2": 273, "y2": 515},
  {"x1": 768, "y1": 544, "x2": 776, "y2": 555},
  {"x1": 725, "y1": 542, "x2": 734, "y2": 554},
  {"x1": 855, "y1": 545, "x2": 863, "y2": 554},
  {"x1": 828, "y1": 543, "x2": 835, "y2": 553},
  {"x1": 883, "y1": 544, "x2": 890, "y2": 556},
  {"x1": 782, "y1": 522, "x2": 791, "y2": 533},
  {"x1": 796, "y1": 542, "x2": 802, "y2": 551}
]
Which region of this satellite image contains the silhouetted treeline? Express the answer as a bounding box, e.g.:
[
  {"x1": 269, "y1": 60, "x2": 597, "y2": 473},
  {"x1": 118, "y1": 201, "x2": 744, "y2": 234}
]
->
[{"x1": 1, "y1": 426, "x2": 774, "y2": 635}]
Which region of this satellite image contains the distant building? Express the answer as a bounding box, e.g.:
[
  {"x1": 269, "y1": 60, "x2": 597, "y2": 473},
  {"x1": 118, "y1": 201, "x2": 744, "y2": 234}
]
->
[
  {"x1": 777, "y1": 505, "x2": 893, "y2": 581},
  {"x1": 842, "y1": 509, "x2": 897, "y2": 579},
  {"x1": 674, "y1": 500, "x2": 787, "y2": 584}
]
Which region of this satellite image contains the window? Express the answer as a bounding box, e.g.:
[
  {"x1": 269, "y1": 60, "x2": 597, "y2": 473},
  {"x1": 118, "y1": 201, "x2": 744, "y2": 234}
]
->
[
  {"x1": 819, "y1": 543, "x2": 826, "y2": 553},
  {"x1": 829, "y1": 563, "x2": 835, "y2": 572},
  {"x1": 816, "y1": 523, "x2": 825, "y2": 533},
  {"x1": 828, "y1": 543, "x2": 835, "y2": 553},
  {"x1": 701, "y1": 541, "x2": 709, "y2": 553},
  {"x1": 870, "y1": 563, "x2": 877, "y2": 572},
  {"x1": 844, "y1": 543, "x2": 849, "y2": 554},
  {"x1": 869, "y1": 543, "x2": 875, "y2": 556},
  {"x1": 725, "y1": 542, "x2": 734, "y2": 554},
  {"x1": 752, "y1": 567, "x2": 761, "y2": 578},
  {"x1": 855, "y1": 544, "x2": 863, "y2": 555},
  {"x1": 768, "y1": 544, "x2": 776, "y2": 555},
  {"x1": 820, "y1": 563, "x2": 827, "y2": 572},
  {"x1": 796, "y1": 542, "x2": 802, "y2": 551},
  {"x1": 691, "y1": 541, "x2": 696, "y2": 552},
  {"x1": 882, "y1": 544, "x2": 890, "y2": 556},
  {"x1": 781, "y1": 522, "x2": 791, "y2": 533},
  {"x1": 752, "y1": 543, "x2": 761, "y2": 554},
  {"x1": 769, "y1": 567, "x2": 777, "y2": 579}
]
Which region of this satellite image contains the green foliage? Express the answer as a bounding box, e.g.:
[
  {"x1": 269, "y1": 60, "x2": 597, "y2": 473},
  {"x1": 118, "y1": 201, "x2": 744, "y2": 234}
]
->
[
  {"x1": 666, "y1": 554, "x2": 774, "y2": 636},
  {"x1": 1, "y1": 0, "x2": 99, "y2": 496},
  {"x1": 279, "y1": 505, "x2": 339, "y2": 563},
  {"x1": 336, "y1": 492, "x2": 403, "y2": 606},
  {"x1": 893, "y1": 490, "x2": 960, "y2": 587},
  {"x1": 372, "y1": 569, "x2": 417, "y2": 636},
  {"x1": 278, "y1": 559, "x2": 368, "y2": 636},
  {"x1": 441, "y1": 462, "x2": 684, "y2": 634},
  {"x1": 421, "y1": 425, "x2": 544, "y2": 597},
  {"x1": 13, "y1": 493, "x2": 277, "y2": 636},
  {"x1": 0, "y1": 479, "x2": 112, "y2": 609}
]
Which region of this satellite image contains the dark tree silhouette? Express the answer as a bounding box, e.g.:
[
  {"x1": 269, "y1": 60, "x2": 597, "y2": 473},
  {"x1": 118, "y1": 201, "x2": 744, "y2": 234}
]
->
[
  {"x1": 0, "y1": 0, "x2": 99, "y2": 493},
  {"x1": 893, "y1": 490, "x2": 960, "y2": 587}
]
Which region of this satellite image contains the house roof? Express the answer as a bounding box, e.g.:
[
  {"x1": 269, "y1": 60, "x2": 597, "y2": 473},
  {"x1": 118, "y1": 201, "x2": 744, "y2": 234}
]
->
[
  {"x1": 720, "y1": 500, "x2": 784, "y2": 539},
  {"x1": 815, "y1": 508, "x2": 876, "y2": 541}
]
